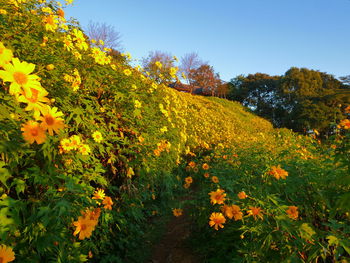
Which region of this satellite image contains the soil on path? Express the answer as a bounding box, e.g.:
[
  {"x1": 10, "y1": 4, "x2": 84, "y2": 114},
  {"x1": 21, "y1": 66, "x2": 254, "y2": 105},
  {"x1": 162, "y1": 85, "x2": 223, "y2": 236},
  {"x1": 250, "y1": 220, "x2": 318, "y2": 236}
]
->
[{"x1": 149, "y1": 211, "x2": 200, "y2": 263}]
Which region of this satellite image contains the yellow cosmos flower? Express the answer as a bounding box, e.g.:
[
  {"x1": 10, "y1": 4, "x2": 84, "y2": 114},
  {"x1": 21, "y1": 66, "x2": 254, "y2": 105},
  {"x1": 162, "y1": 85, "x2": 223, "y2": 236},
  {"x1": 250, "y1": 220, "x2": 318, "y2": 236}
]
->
[
  {"x1": 21, "y1": 120, "x2": 46, "y2": 144},
  {"x1": 63, "y1": 35, "x2": 74, "y2": 51},
  {"x1": 60, "y1": 138, "x2": 72, "y2": 152},
  {"x1": 0, "y1": 245, "x2": 15, "y2": 263},
  {"x1": 72, "y1": 29, "x2": 88, "y2": 51},
  {"x1": 155, "y1": 61, "x2": 162, "y2": 69},
  {"x1": 123, "y1": 69, "x2": 132, "y2": 76},
  {"x1": 79, "y1": 144, "x2": 91, "y2": 155},
  {"x1": 0, "y1": 42, "x2": 13, "y2": 67},
  {"x1": 102, "y1": 196, "x2": 113, "y2": 210},
  {"x1": 39, "y1": 106, "x2": 65, "y2": 136},
  {"x1": 69, "y1": 135, "x2": 81, "y2": 150},
  {"x1": 92, "y1": 131, "x2": 103, "y2": 143},
  {"x1": 134, "y1": 100, "x2": 142, "y2": 109},
  {"x1": 17, "y1": 87, "x2": 50, "y2": 118},
  {"x1": 172, "y1": 208, "x2": 183, "y2": 217},
  {"x1": 209, "y1": 189, "x2": 226, "y2": 205},
  {"x1": 209, "y1": 212, "x2": 226, "y2": 230},
  {"x1": 43, "y1": 15, "x2": 59, "y2": 32},
  {"x1": 0, "y1": 58, "x2": 41, "y2": 96},
  {"x1": 0, "y1": 9, "x2": 7, "y2": 15},
  {"x1": 92, "y1": 188, "x2": 105, "y2": 201}
]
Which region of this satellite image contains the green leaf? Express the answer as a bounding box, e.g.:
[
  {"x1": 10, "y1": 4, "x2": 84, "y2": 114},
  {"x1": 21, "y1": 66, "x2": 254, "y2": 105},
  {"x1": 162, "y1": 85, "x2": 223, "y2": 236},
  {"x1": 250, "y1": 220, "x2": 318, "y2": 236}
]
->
[{"x1": 0, "y1": 162, "x2": 11, "y2": 189}]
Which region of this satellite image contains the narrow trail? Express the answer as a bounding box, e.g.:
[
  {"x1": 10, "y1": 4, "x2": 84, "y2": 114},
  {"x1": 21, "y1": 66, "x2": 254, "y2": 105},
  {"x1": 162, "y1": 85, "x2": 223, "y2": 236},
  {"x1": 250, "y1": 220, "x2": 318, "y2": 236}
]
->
[{"x1": 149, "y1": 211, "x2": 200, "y2": 263}]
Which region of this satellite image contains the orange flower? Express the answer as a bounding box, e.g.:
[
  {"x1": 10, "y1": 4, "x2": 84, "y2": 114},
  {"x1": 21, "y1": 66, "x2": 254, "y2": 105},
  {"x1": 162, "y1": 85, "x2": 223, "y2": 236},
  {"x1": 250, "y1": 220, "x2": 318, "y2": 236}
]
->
[
  {"x1": 247, "y1": 206, "x2": 264, "y2": 220},
  {"x1": 184, "y1": 176, "x2": 193, "y2": 184},
  {"x1": 17, "y1": 86, "x2": 50, "y2": 118},
  {"x1": 211, "y1": 176, "x2": 219, "y2": 183},
  {"x1": 73, "y1": 216, "x2": 95, "y2": 240},
  {"x1": 286, "y1": 206, "x2": 299, "y2": 220},
  {"x1": 268, "y1": 165, "x2": 288, "y2": 180},
  {"x1": 222, "y1": 205, "x2": 243, "y2": 221},
  {"x1": 345, "y1": 105, "x2": 350, "y2": 114},
  {"x1": 203, "y1": 172, "x2": 210, "y2": 178},
  {"x1": 209, "y1": 212, "x2": 226, "y2": 230},
  {"x1": 209, "y1": 189, "x2": 226, "y2": 205},
  {"x1": 0, "y1": 244, "x2": 15, "y2": 263},
  {"x1": 21, "y1": 120, "x2": 46, "y2": 144},
  {"x1": 102, "y1": 196, "x2": 113, "y2": 210},
  {"x1": 172, "y1": 208, "x2": 183, "y2": 217},
  {"x1": 188, "y1": 161, "x2": 196, "y2": 168},
  {"x1": 237, "y1": 191, "x2": 248, "y2": 199},
  {"x1": 183, "y1": 183, "x2": 190, "y2": 189},
  {"x1": 340, "y1": 119, "x2": 350, "y2": 129},
  {"x1": 202, "y1": 163, "x2": 209, "y2": 170}
]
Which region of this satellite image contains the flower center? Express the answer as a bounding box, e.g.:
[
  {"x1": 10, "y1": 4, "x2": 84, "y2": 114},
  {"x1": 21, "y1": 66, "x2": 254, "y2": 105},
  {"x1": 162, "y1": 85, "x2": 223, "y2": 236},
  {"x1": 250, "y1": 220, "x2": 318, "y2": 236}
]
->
[
  {"x1": 13, "y1": 71, "x2": 28, "y2": 85},
  {"x1": 31, "y1": 127, "x2": 39, "y2": 137},
  {"x1": 81, "y1": 224, "x2": 87, "y2": 231},
  {"x1": 0, "y1": 47, "x2": 4, "y2": 54},
  {"x1": 45, "y1": 115, "x2": 55, "y2": 125}
]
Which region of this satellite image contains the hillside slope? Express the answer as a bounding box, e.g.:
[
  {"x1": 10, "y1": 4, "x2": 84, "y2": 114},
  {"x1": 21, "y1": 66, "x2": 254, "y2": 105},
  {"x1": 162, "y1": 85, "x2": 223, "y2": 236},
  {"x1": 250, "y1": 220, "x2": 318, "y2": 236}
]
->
[{"x1": 0, "y1": 1, "x2": 349, "y2": 262}]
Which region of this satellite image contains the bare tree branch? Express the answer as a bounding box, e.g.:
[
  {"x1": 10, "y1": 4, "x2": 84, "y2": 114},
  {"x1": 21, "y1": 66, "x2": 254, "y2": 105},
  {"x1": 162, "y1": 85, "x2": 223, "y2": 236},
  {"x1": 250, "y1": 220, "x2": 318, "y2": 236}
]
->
[{"x1": 86, "y1": 21, "x2": 122, "y2": 50}]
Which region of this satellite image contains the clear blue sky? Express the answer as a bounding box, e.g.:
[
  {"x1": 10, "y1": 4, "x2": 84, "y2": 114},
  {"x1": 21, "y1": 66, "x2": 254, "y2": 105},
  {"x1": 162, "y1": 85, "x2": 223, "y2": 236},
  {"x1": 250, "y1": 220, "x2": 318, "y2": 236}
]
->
[{"x1": 65, "y1": 0, "x2": 350, "y2": 82}]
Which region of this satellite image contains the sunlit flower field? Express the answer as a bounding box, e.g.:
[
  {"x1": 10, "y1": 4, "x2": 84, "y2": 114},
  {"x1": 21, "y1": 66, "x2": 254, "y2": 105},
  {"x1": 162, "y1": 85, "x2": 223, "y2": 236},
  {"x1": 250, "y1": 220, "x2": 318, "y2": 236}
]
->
[{"x1": 0, "y1": 0, "x2": 349, "y2": 262}]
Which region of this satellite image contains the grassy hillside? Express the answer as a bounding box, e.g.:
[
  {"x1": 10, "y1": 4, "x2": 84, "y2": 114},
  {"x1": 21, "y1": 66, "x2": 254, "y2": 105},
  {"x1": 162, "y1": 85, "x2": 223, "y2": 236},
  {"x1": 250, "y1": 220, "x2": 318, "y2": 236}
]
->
[{"x1": 0, "y1": 1, "x2": 349, "y2": 262}]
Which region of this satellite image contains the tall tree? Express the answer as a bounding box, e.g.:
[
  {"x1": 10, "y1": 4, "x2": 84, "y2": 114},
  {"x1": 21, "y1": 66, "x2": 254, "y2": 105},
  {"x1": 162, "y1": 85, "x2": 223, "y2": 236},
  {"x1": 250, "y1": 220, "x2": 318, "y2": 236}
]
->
[
  {"x1": 189, "y1": 64, "x2": 220, "y2": 96},
  {"x1": 86, "y1": 21, "x2": 121, "y2": 50},
  {"x1": 142, "y1": 50, "x2": 178, "y2": 84},
  {"x1": 180, "y1": 52, "x2": 204, "y2": 86}
]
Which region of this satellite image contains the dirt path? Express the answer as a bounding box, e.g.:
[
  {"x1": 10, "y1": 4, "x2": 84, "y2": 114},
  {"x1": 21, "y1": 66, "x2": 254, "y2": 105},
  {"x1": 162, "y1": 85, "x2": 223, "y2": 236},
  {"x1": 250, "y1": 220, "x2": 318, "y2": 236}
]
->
[{"x1": 149, "y1": 210, "x2": 200, "y2": 263}]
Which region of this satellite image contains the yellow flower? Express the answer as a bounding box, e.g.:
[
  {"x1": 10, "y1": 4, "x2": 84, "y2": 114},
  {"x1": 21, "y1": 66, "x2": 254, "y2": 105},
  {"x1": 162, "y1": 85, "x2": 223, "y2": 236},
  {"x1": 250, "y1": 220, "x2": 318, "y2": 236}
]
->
[
  {"x1": 188, "y1": 161, "x2": 196, "y2": 168},
  {"x1": 102, "y1": 196, "x2": 113, "y2": 210},
  {"x1": 211, "y1": 176, "x2": 219, "y2": 183},
  {"x1": 69, "y1": 135, "x2": 81, "y2": 150},
  {"x1": 203, "y1": 172, "x2": 210, "y2": 178},
  {"x1": 39, "y1": 106, "x2": 65, "y2": 136},
  {"x1": 42, "y1": 15, "x2": 59, "y2": 32},
  {"x1": 134, "y1": 100, "x2": 142, "y2": 108},
  {"x1": 184, "y1": 176, "x2": 193, "y2": 184},
  {"x1": 73, "y1": 216, "x2": 95, "y2": 240},
  {"x1": 92, "y1": 189, "x2": 105, "y2": 201},
  {"x1": 79, "y1": 144, "x2": 91, "y2": 155},
  {"x1": 286, "y1": 206, "x2": 299, "y2": 220},
  {"x1": 123, "y1": 69, "x2": 132, "y2": 76},
  {"x1": 0, "y1": 58, "x2": 41, "y2": 96},
  {"x1": 172, "y1": 208, "x2": 183, "y2": 217},
  {"x1": 17, "y1": 87, "x2": 50, "y2": 118},
  {"x1": 92, "y1": 131, "x2": 103, "y2": 143},
  {"x1": 63, "y1": 35, "x2": 74, "y2": 51},
  {"x1": 72, "y1": 29, "x2": 88, "y2": 51},
  {"x1": 0, "y1": 244, "x2": 15, "y2": 263},
  {"x1": 0, "y1": 42, "x2": 13, "y2": 67},
  {"x1": 21, "y1": 120, "x2": 46, "y2": 144},
  {"x1": 209, "y1": 212, "x2": 226, "y2": 230},
  {"x1": 0, "y1": 9, "x2": 7, "y2": 15},
  {"x1": 209, "y1": 189, "x2": 226, "y2": 205},
  {"x1": 202, "y1": 163, "x2": 209, "y2": 170},
  {"x1": 60, "y1": 138, "x2": 72, "y2": 152},
  {"x1": 237, "y1": 191, "x2": 248, "y2": 199},
  {"x1": 268, "y1": 165, "x2": 288, "y2": 180},
  {"x1": 155, "y1": 61, "x2": 162, "y2": 69},
  {"x1": 46, "y1": 64, "x2": 55, "y2": 71},
  {"x1": 247, "y1": 206, "x2": 264, "y2": 220}
]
